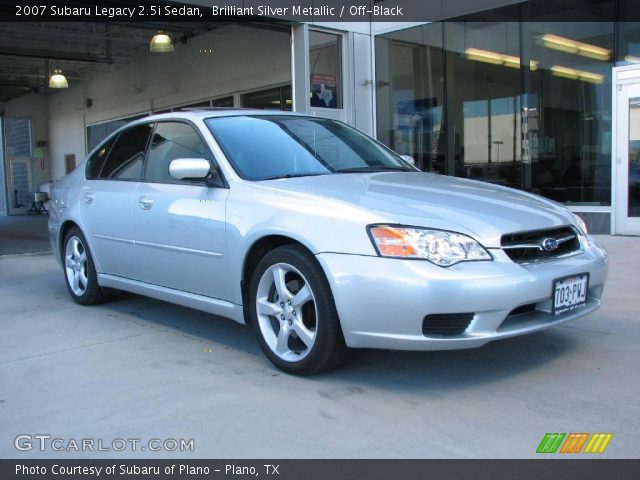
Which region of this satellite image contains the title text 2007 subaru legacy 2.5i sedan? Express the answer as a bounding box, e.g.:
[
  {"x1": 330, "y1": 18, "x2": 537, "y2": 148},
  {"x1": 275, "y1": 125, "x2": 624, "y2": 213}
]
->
[{"x1": 49, "y1": 110, "x2": 608, "y2": 375}]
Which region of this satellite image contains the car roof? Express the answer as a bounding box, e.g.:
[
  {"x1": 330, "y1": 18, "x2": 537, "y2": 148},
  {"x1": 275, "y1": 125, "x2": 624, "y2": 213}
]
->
[
  {"x1": 86, "y1": 109, "x2": 322, "y2": 156},
  {"x1": 130, "y1": 109, "x2": 311, "y2": 123}
]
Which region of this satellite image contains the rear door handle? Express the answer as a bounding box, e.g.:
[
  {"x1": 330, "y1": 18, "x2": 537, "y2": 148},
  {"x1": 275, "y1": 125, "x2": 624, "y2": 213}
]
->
[
  {"x1": 139, "y1": 196, "x2": 154, "y2": 210},
  {"x1": 83, "y1": 192, "x2": 94, "y2": 205}
]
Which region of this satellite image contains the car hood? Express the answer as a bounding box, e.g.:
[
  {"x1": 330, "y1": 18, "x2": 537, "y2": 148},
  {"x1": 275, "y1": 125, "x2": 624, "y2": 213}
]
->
[{"x1": 266, "y1": 172, "x2": 576, "y2": 248}]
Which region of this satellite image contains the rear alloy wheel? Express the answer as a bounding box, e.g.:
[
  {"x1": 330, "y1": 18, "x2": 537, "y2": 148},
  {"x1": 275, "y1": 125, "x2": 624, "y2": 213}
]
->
[
  {"x1": 250, "y1": 245, "x2": 348, "y2": 375},
  {"x1": 63, "y1": 226, "x2": 109, "y2": 305}
]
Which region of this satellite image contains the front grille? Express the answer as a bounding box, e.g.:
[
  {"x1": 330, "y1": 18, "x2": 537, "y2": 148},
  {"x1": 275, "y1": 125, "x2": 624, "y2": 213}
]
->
[
  {"x1": 501, "y1": 226, "x2": 580, "y2": 264},
  {"x1": 422, "y1": 313, "x2": 474, "y2": 337}
]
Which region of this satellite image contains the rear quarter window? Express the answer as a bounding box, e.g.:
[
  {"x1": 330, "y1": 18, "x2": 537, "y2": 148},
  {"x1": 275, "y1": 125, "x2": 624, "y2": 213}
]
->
[
  {"x1": 99, "y1": 124, "x2": 153, "y2": 180},
  {"x1": 85, "y1": 135, "x2": 117, "y2": 180}
]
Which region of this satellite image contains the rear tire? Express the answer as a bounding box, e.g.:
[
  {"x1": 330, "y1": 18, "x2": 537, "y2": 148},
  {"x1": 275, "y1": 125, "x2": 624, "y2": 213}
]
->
[
  {"x1": 62, "y1": 226, "x2": 110, "y2": 305},
  {"x1": 249, "y1": 245, "x2": 348, "y2": 375}
]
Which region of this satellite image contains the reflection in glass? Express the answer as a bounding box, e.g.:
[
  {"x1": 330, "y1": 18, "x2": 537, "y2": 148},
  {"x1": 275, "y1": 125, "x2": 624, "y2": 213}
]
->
[
  {"x1": 445, "y1": 20, "x2": 522, "y2": 188},
  {"x1": 375, "y1": 23, "x2": 445, "y2": 172},
  {"x1": 206, "y1": 116, "x2": 410, "y2": 181},
  {"x1": 309, "y1": 31, "x2": 342, "y2": 109},
  {"x1": 629, "y1": 98, "x2": 640, "y2": 217},
  {"x1": 375, "y1": 1, "x2": 616, "y2": 207},
  {"x1": 145, "y1": 122, "x2": 211, "y2": 184},
  {"x1": 616, "y1": 0, "x2": 640, "y2": 65},
  {"x1": 212, "y1": 96, "x2": 234, "y2": 108},
  {"x1": 529, "y1": 21, "x2": 613, "y2": 205},
  {"x1": 241, "y1": 85, "x2": 292, "y2": 111}
]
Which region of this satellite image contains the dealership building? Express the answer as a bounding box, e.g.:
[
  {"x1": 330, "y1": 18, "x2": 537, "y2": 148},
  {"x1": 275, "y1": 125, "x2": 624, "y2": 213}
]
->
[{"x1": 0, "y1": 0, "x2": 639, "y2": 234}]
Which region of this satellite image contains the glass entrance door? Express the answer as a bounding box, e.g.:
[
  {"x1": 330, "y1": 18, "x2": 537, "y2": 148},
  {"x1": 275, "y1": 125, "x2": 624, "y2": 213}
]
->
[
  {"x1": 615, "y1": 81, "x2": 640, "y2": 235},
  {"x1": 308, "y1": 29, "x2": 346, "y2": 123}
]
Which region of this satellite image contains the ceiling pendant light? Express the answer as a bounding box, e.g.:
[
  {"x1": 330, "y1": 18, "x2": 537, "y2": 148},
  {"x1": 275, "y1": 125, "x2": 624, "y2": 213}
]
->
[
  {"x1": 49, "y1": 69, "x2": 68, "y2": 88},
  {"x1": 150, "y1": 31, "x2": 174, "y2": 53}
]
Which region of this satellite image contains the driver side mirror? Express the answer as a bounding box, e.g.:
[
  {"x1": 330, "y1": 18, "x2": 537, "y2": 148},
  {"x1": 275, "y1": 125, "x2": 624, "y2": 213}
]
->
[{"x1": 169, "y1": 158, "x2": 223, "y2": 186}]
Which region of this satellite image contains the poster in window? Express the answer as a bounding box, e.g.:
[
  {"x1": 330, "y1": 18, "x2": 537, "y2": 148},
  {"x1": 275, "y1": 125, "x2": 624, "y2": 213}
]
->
[{"x1": 310, "y1": 74, "x2": 338, "y2": 109}]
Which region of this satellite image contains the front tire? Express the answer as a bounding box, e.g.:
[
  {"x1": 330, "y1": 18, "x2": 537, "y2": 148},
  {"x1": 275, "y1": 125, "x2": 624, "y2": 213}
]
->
[
  {"x1": 249, "y1": 245, "x2": 348, "y2": 375},
  {"x1": 63, "y1": 226, "x2": 109, "y2": 305}
]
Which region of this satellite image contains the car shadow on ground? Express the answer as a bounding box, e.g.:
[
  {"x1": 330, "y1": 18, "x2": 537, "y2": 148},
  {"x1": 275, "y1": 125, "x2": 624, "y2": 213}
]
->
[
  {"x1": 100, "y1": 289, "x2": 578, "y2": 394},
  {"x1": 332, "y1": 333, "x2": 575, "y2": 393}
]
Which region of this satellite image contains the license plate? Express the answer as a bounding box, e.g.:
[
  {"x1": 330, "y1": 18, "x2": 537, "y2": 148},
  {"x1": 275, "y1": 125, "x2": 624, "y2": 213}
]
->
[{"x1": 552, "y1": 273, "x2": 589, "y2": 315}]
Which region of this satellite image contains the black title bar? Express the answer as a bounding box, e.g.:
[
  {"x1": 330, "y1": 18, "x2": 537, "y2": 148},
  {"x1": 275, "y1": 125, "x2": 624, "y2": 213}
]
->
[
  {"x1": 2, "y1": 459, "x2": 640, "y2": 480},
  {"x1": 0, "y1": 0, "x2": 636, "y2": 23}
]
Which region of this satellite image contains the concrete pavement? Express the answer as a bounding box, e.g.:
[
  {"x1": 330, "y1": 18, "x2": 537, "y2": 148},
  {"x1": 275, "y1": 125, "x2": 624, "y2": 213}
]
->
[
  {"x1": 0, "y1": 215, "x2": 50, "y2": 256},
  {"x1": 0, "y1": 236, "x2": 638, "y2": 459}
]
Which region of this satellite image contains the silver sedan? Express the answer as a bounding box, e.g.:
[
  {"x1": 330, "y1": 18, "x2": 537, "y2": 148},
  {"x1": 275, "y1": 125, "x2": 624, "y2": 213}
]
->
[{"x1": 49, "y1": 110, "x2": 608, "y2": 374}]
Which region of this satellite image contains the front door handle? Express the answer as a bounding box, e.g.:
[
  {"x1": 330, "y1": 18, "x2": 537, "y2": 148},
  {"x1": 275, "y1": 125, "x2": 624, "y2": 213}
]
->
[
  {"x1": 83, "y1": 192, "x2": 94, "y2": 205},
  {"x1": 139, "y1": 196, "x2": 154, "y2": 210}
]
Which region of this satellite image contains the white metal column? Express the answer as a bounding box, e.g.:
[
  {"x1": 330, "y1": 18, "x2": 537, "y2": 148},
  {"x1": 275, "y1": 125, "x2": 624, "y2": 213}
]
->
[
  {"x1": 612, "y1": 65, "x2": 640, "y2": 235},
  {"x1": 291, "y1": 24, "x2": 310, "y2": 115}
]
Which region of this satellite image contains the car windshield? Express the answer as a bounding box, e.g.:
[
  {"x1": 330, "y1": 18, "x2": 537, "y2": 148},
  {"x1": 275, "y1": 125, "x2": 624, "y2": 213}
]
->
[{"x1": 205, "y1": 115, "x2": 413, "y2": 180}]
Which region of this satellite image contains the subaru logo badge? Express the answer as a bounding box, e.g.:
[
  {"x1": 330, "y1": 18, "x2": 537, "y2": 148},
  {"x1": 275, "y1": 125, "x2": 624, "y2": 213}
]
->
[{"x1": 542, "y1": 238, "x2": 559, "y2": 252}]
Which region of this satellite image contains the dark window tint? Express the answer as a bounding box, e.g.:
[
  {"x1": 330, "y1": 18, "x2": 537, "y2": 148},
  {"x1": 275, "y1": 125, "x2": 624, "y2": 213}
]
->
[
  {"x1": 212, "y1": 96, "x2": 234, "y2": 107},
  {"x1": 87, "y1": 116, "x2": 145, "y2": 152},
  {"x1": 86, "y1": 135, "x2": 117, "y2": 180},
  {"x1": 99, "y1": 124, "x2": 152, "y2": 180},
  {"x1": 241, "y1": 86, "x2": 292, "y2": 111},
  {"x1": 144, "y1": 122, "x2": 211, "y2": 183}
]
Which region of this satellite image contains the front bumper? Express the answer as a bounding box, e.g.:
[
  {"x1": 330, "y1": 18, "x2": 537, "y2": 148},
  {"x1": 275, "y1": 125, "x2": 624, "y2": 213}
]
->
[{"x1": 316, "y1": 236, "x2": 608, "y2": 350}]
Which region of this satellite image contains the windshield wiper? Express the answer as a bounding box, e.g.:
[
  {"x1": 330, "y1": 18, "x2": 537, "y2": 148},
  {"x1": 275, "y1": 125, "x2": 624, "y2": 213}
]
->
[
  {"x1": 259, "y1": 172, "x2": 329, "y2": 181},
  {"x1": 335, "y1": 166, "x2": 412, "y2": 173}
]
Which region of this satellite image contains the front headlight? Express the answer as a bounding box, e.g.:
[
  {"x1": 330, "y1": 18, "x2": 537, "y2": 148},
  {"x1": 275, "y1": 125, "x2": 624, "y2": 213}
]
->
[{"x1": 368, "y1": 225, "x2": 492, "y2": 267}]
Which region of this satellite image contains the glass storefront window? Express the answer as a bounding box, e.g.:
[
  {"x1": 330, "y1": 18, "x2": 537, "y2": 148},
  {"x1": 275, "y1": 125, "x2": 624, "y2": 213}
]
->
[
  {"x1": 444, "y1": 19, "x2": 522, "y2": 187},
  {"x1": 375, "y1": 0, "x2": 616, "y2": 207},
  {"x1": 241, "y1": 85, "x2": 292, "y2": 110},
  {"x1": 617, "y1": 22, "x2": 640, "y2": 65},
  {"x1": 309, "y1": 31, "x2": 342, "y2": 109},
  {"x1": 629, "y1": 97, "x2": 640, "y2": 217},
  {"x1": 375, "y1": 23, "x2": 445, "y2": 172},
  {"x1": 528, "y1": 20, "x2": 613, "y2": 205},
  {"x1": 178, "y1": 101, "x2": 210, "y2": 110},
  {"x1": 212, "y1": 96, "x2": 234, "y2": 108}
]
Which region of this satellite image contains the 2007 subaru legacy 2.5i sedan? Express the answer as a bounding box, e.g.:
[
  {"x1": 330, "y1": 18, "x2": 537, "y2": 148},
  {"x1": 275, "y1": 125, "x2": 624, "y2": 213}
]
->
[{"x1": 49, "y1": 110, "x2": 608, "y2": 375}]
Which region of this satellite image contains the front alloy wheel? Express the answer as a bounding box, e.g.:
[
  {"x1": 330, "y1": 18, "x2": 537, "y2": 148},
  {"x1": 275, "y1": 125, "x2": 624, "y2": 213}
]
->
[
  {"x1": 256, "y1": 262, "x2": 318, "y2": 362},
  {"x1": 249, "y1": 245, "x2": 348, "y2": 375}
]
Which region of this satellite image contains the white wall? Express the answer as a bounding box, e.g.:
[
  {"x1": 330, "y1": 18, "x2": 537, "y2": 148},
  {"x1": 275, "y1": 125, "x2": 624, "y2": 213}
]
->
[
  {"x1": 6, "y1": 22, "x2": 381, "y2": 183},
  {"x1": 44, "y1": 24, "x2": 291, "y2": 180}
]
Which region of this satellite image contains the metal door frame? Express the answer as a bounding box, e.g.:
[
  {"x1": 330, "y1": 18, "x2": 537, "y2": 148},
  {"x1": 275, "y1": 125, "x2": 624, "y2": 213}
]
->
[{"x1": 612, "y1": 65, "x2": 640, "y2": 235}]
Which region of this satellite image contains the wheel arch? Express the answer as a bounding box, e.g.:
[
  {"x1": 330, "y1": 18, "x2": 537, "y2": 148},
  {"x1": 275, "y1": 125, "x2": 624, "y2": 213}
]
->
[
  {"x1": 240, "y1": 235, "x2": 322, "y2": 319},
  {"x1": 59, "y1": 220, "x2": 80, "y2": 262},
  {"x1": 58, "y1": 220, "x2": 100, "y2": 272},
  {"x1": 241, "y1": 234, "x2": 349, "y2": 373}
]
